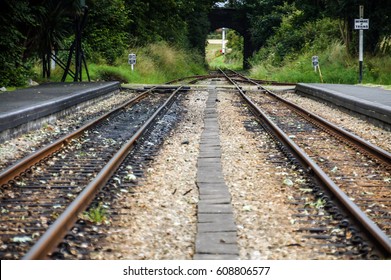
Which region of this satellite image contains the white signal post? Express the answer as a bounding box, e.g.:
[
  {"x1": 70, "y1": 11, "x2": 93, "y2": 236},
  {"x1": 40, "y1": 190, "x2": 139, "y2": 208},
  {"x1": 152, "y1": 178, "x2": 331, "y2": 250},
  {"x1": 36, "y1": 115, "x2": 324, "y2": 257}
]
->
[
  {"x1": 312, "y1": 55, "x2": 323, "y2": 83},
  {"x1": 222, "y1": 28, "x2": 226, "y2": 54},
  {"x1": 128, "y1": 53, "x2": 136, "y2": 71},
  {"x1": 355, "y1": 5, "x2": 369, "y2": 83}
]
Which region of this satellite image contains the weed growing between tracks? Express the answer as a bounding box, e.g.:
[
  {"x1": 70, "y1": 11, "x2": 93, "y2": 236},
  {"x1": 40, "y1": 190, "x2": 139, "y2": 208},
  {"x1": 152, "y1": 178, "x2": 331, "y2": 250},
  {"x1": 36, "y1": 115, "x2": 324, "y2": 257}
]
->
[{"x1": 83, "y1": 203, "x2": 109, "y2": 225}]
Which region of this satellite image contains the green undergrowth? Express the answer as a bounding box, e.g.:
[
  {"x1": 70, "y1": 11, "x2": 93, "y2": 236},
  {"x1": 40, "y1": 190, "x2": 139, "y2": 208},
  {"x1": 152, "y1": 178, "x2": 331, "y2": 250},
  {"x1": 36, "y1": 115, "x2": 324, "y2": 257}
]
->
[
  {"x1": 35, "y1": 42, "x2": 207, "y2": 85},
  {"x1": 249, "y1": 15, "x2": 391, "y2": 85},
  {"x1": 119, "y1": 42, "x2": 207, "y2": 84},
  {"x1": 250, "y1": 41, "x2": 391, "y2": 85},
  {"x1": 206, "y1": 42, "x2": 243, "y2": 70}
]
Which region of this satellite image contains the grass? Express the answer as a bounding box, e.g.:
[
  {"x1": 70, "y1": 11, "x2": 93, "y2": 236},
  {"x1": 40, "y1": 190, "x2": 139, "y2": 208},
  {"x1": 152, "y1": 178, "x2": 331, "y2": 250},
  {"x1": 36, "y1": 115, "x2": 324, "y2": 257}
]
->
[
  {"x1": 33, "y1": 42, "x2": 207, "y2": 85},
  {"x1": 250, "y1": 42, "x2": 391, "y2": 85},
  {"x1": 206, "y1": 42, "x2": 243, "y2": 70},
  {"x1": 83, "y1": 203, "x2": 108, "y2": 224},
  {"x1": 24, "y1": 40, "x2": 391, "y2": 88}
]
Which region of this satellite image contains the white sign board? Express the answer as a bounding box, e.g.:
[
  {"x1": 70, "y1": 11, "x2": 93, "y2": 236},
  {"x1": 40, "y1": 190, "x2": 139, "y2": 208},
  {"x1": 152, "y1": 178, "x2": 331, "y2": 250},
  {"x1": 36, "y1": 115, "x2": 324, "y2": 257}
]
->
[
  {"x1": 312, "y1": 56, "x2": 319, "y2": 67},
  {"x1": 354, "y1": 19, "x2": 369, "y2": 29},
  {"x1": 128, "y1": 53, "x2": 136, "y2": 65}
]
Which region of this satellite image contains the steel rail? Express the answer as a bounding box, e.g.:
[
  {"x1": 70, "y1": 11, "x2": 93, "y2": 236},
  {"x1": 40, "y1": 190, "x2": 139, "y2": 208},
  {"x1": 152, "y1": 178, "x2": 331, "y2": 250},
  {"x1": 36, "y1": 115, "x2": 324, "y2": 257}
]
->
[
  {"x1": 166, "y1": 74, "x2": 223, "y2": 85},
  {"x1": 22, "y1": 86, "x2": 184, "y2": 259},
  {"x1": 220, "y1": 69, "x2": 391, "y2": 257},
  {"x1": 225, "y1": 69, "x2": 296, "y2": 86},
  {"x1": 230, "y1": 70, "x2": 391, "y2": 167},
  {"x1": 0, "y1": 88, "x2": 158, "y2": 186}
]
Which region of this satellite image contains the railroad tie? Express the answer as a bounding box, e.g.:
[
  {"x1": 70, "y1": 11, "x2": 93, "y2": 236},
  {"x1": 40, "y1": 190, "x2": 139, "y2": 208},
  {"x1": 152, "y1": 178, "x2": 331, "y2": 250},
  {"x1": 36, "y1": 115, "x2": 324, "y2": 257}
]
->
[{"x1": 193, "y1": 83, "x2": 239, "y2": 260}]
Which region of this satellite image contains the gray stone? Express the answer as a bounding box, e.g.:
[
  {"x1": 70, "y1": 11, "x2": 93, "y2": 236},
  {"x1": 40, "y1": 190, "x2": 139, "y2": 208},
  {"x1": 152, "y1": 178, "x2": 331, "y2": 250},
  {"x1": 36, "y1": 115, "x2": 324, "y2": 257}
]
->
[
  {"x1": 197, "y1": 203, "x2": 233, "y2": 214},
  {"x1": 193, "y1": 254, "x2": 239, "y2": 260},
  {"x1": 195, "y1": 232, "x2": 238, "y2": 254},
  {"x1": 197, "y1": 221, "x2": 237, "y2": 233},
  {"x1": 198, "y1": 213, "x2": 235, "y2": 223}
]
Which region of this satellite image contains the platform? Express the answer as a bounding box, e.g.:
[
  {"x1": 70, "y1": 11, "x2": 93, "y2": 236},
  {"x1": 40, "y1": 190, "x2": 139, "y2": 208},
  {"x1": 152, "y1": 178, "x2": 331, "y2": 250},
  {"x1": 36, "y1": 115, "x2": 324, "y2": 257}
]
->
[
  {"x1": 295, "y1": 83, "x2": 391, "y2": 129},
  {"x1": 0, "y1": 82, "x2": 120, "y2": 141}
]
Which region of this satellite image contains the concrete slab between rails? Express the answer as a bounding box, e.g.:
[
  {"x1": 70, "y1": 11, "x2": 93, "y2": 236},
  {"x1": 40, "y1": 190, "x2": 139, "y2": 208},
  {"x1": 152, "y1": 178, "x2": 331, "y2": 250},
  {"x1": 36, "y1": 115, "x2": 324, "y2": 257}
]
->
[
  {"x1": 198, "y1": 152, "x2": 222, "y2": 159},
  {"x1": 198, "y1": 196, "x2": 231, "y2": 204},
  {"x1": 197, "y1": 171, "x2": 224, "y2": 183},
  {"x1": 0, "y1": 82, "x2": 120, "y2": 141},
  {"x1": 197, "y1": 218, "x2": 237, "y2": 233},
  {"x1": 198, "y1": 184, "x2": 231, "y2": 199},
  {"x1": 195, "y1": 232, "x2": 239, "y2": 255},
  {"x1": 198, "y1": 199, "x2": 232, "y2": 206},
  {"x1": 197, "y1": 222, "x2": 237, "y2": 233},
  {"x1": 198, "y1": 213, "x2": 235, "y2": 223},
  {"x1": 197, "y1": 156, "x2": 221, "y2": 163},
  {"x1": 197, "y1": 166, "x2": 223, "y2": 175},
  {"x1": 197, "y1": 203, "x2": 234, "y2": 215},
  {"x1": 200, "y1": 138, "x2": 220, "y2": 144},
  {"x1": 194, "y1": 83, "x2": 239, "y2": 260},
  {"x1": 193, "y1": 254, "x2": 239, "y2": 260},
  {"x1": 296, "y1": 83, "x2": 391, "y2": 129}
]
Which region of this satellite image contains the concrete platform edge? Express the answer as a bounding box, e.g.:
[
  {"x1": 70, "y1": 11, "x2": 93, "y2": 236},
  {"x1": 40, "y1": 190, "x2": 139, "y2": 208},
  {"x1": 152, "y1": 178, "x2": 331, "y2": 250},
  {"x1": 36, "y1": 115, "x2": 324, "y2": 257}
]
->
[{"x1": 296, "y1": 83, "x2": 391, "y2": 127}]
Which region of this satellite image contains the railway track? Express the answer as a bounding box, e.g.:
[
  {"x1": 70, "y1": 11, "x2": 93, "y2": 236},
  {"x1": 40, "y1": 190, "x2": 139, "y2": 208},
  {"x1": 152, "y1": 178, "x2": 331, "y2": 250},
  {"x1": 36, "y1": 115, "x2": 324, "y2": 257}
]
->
[
  {"x1": 220, "y1": 69, "x2": 391, "y2": 258},
  {"x1": 0, "y1": 71, "x2": 390, "y2": 260},
  {"x1": 0, "y1": 86, "x2": 186, "y2": 259}
]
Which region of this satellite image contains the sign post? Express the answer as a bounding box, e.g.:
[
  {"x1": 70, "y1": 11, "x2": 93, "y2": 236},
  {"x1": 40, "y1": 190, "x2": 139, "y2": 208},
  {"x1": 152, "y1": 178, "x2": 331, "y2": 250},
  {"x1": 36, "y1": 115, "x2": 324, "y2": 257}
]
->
[
  {"x1": 222, "y1": 28, "x2": 226, "y2": 54},
  {"x1": 354, "y1": 5, "x2": 369, "y2": 83},
  {"x1": 312, "y1": 56, "x2": 319, "y2": 72},
  {"x1": 312, "y1": 56, "x2": 323, "y2": 83},
  {"x1": 128, "y1": 53, "x2": 136, "y2": 71}
]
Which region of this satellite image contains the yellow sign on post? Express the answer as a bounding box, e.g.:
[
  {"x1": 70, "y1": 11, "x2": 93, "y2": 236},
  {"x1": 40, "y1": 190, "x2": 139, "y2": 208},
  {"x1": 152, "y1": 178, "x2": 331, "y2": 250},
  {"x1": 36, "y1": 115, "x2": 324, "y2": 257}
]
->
[{"x1": 312, "y1": 56, "x2": 323, "y2": 83}]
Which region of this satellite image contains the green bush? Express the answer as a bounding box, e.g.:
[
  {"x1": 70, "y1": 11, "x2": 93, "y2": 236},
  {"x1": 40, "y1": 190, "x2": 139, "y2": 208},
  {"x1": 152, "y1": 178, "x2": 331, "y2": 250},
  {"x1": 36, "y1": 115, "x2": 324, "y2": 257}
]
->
[
  {"x1": 94, "y1": 66, "x2": 129, "y2": 83},
  {"x1": 84, "y1": 42, "x2": 206, "y2": 84},
  {"x1": 249, "y1": 15, "x2": 391, "y2": 85},
  {"x1": 251, "y1": 40, "x2": 391, "y2": 85}
]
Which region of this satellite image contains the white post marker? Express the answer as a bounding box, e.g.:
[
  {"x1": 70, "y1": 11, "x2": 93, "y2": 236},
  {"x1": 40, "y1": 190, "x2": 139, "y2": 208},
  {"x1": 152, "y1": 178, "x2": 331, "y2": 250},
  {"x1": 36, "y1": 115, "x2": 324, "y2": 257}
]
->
[
  {"x1": 312, "y1": 55, "x2": 324, "y2": 83},
  {"x1": 222, "y1": 27, "x2": 226, "y2": 54},
  {"x1": 128, "y1": 53, "x2": 136, "y2": 71},
  {"x1": 312, "y1": 56, "x2": 319, "y2": 72},
  {"x1": 354, "y1": 5, "x2": 369, "y2": 83}
]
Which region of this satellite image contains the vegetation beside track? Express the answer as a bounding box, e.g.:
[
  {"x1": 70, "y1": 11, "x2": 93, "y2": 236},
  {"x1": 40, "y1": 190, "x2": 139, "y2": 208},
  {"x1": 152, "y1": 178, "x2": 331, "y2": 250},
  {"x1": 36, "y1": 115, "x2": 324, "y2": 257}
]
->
[
  {"x1": 206, "y1": 30, "x2": 244, "y2": 70},
  {"x1": 249, "y1": 18, "x2": 391, "y2": 85},
  {"x1": 44, "y1": 42, "x2": 207, "y2": 85},
  {"x1": 242, "y1": 2, "x2": 391, "y2": 85},
  {"x1": 2, "y1": 1, "x2": 391, "y2": 87}
]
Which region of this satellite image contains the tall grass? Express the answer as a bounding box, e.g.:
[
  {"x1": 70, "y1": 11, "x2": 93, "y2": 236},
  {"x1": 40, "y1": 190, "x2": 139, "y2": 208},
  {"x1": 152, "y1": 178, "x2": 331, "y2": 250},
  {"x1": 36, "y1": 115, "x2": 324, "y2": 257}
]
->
[
  {"x1": 38, "y1": 42, "x2": 206, "y2": 84},
  {"x1": 206, "y1": 42, "x2": 243, "y2": 70},
  {"x1": 250, "y1": 41, "x2": 391, "y2": 85}
]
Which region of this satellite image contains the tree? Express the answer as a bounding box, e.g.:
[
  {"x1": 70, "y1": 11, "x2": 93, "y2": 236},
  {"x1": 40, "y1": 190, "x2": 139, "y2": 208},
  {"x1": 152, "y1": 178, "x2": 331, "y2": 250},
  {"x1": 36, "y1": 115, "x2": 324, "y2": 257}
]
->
[
  {"x1": 292, "y1": 0, "x2": 391, "y2": 54},
  {"x1": 84, "y1": 0, "x2": 129, "y2": 64},
  {"x1": 26, "y1": 0, "x2": 81, "y2": 78},
  {"x1": 0, "y1": 0, "x2": 34, "y2": 86},
  {"x1": 125, "y1": 0, "x2": 188, "y2": 46}
]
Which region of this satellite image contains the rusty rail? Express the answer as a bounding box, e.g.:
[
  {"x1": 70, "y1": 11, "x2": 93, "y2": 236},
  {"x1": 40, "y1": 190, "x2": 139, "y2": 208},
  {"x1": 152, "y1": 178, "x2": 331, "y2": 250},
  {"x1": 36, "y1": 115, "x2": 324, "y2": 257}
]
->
[
  {"x1": 220, "y1": 69, "x2": 391, "y2": 257},
  {"x1": 22, "y1": 86, "x2": 183, "y2": 259},
  {"x1": 228, "y1": 70, "x2": 391, "y2": 167},
  {"x1": 0, "y1": 89, "x2": 155, "y2": 186}
]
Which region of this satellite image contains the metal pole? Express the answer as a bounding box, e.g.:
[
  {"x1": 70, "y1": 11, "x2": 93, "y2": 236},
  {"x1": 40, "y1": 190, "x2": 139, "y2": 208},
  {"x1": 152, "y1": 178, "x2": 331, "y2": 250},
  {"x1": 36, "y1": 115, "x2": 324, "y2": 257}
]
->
[
  {"x1": 222, "y1": 28, "x2": 226, "y2": 54},
  {"x1": 358, "y1": 5, "x2": 364, "y2": 83}
]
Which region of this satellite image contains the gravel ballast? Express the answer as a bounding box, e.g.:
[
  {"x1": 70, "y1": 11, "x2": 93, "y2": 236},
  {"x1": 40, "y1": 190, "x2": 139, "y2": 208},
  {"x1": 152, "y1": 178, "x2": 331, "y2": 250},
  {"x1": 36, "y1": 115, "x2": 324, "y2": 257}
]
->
[
  {"x1": 91, "y1": 90, "x2": 207, "y2": 259},
  {"x1": 1, "y1": 82, "x2": 390, "y2": 260},
  {"x1": 216, "y1": 87, "x2": 339, "y2": 259},
  {"x1": 277, "y1": 91, "x2": 391, "y2": 152},
  {"x1": 0, "y1": 90, "x2": 137, "y2": 170}
]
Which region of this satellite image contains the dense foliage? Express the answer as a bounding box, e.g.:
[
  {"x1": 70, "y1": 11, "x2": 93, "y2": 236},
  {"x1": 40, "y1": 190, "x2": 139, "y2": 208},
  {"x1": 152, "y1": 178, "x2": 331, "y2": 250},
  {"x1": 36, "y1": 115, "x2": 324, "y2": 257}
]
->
[
  {"x1": 1, "y1": 0, "x2": 390, "y2": 86},
  {"x1": 222, "y1": 0, "x2": 391, "y2": 83},
  {"x1": 0, "y1": 0, "x2": 216, "y2": 87},
  {"x1": 227, "y1": 0, "x2": 391, "y2": 57}
]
